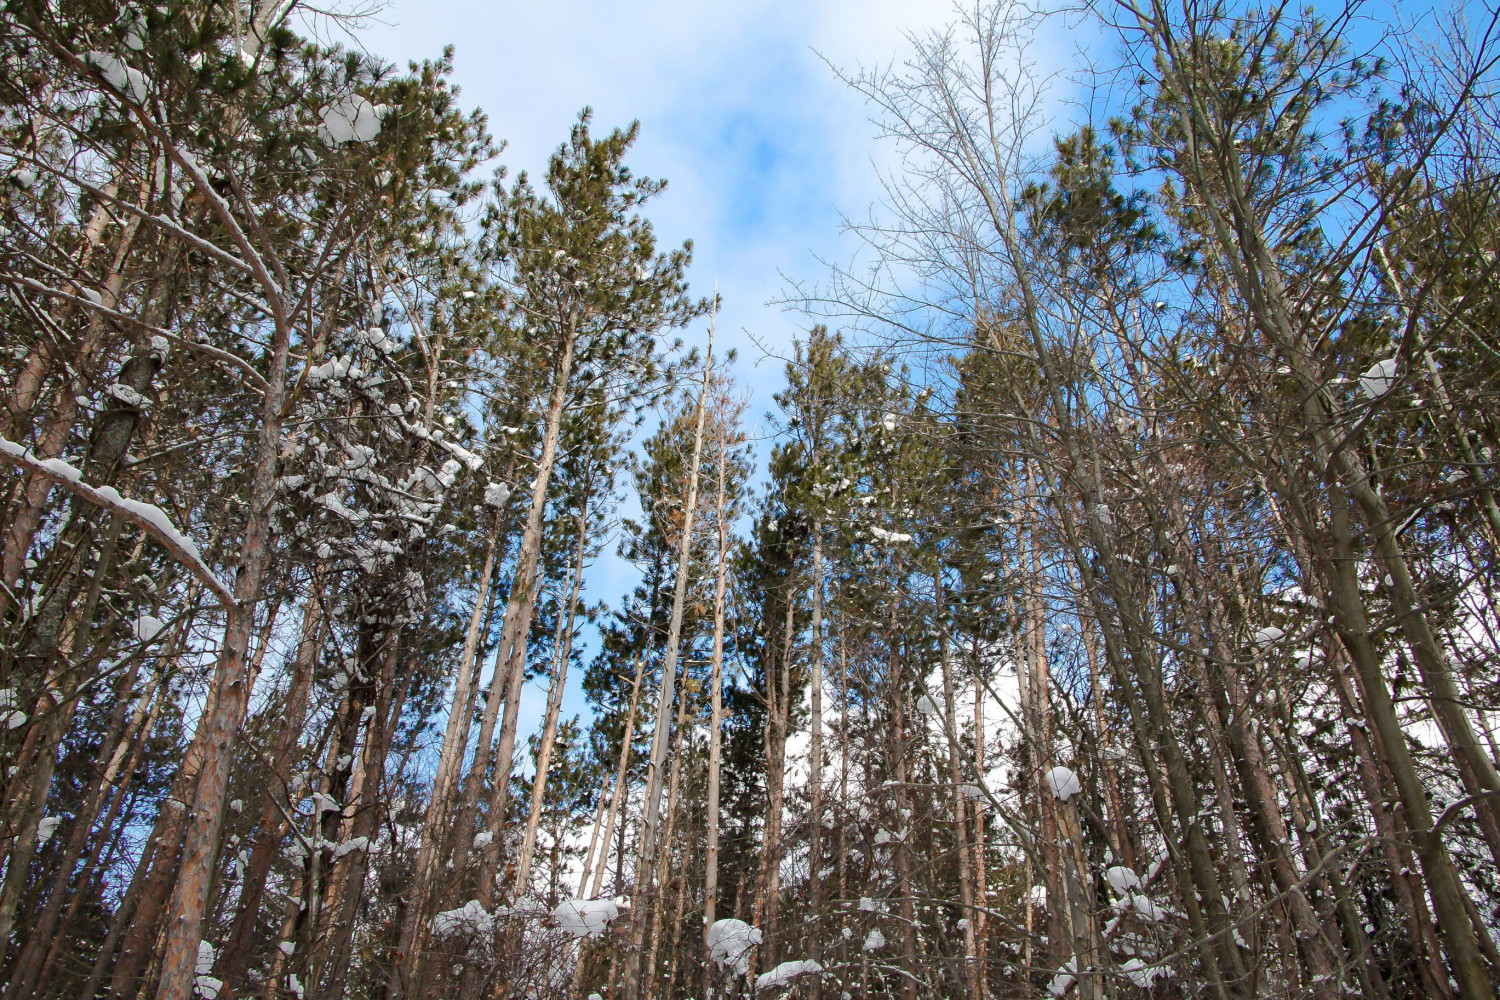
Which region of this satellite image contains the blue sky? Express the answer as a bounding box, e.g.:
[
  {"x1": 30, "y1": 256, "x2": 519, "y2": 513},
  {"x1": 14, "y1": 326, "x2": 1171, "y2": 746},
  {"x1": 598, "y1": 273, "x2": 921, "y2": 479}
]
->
[{"x1": 346, "y1": 0, "x2": 964, "y2": 756}]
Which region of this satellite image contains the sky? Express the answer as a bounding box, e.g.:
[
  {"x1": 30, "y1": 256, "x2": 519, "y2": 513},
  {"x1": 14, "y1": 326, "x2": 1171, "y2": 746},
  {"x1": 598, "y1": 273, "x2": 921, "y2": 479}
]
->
[{"x1": 342, "y1": 0, "x2": 992, "y2": 760}]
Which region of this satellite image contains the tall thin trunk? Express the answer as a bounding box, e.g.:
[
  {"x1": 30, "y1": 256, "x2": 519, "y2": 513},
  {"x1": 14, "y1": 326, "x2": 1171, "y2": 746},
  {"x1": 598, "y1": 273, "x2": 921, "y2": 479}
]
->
[
  {"x1": 315, "y1": 642, "x2": 411, "y2": 999},
  {"x1": 1142, "y1": 16, "x2": 1495, "y2": 988},
  {"x1": 36, "y1": 671, "x2": 169, "y2": 1000},
  {"x1": 153, "y1": 281, "x2": 295, "y2": 1000},
  {"x1": 577, "y1": 781, "x2": 610, "y2": 900},
  {"x1": 934, "y1": 576, "x2": 981, "y2": 1000},
  {"x1": 466, "y1": 326, "x2": 579, "y2": 919},
  {"x1": 643, "y1": 672, "x2": 693, "y2": 995},
  {"x1": 217, "y1": 579, "x2": 325, "y2": 989},
  {"x1": 807, "y1": 524, "x2": 825, "y2": 996},
  {"x1": 5, "y1": 655, "x2": 160, "y2": 1000},
  {"x1": 589, "y1": 645, "x2": 649, "y2": 900},
  {"x1": 701, "y1": 408, "x2": 733, "y2": 973},
  {"x1": 513, "y1": 496, "x2": 591, "y2": 896},
  {"x1": 619, "y1": 315, "x2": 714, "y2": 1000},
  {"x1": 393, "y1": 515, "x2": 503, "y2": 995}
]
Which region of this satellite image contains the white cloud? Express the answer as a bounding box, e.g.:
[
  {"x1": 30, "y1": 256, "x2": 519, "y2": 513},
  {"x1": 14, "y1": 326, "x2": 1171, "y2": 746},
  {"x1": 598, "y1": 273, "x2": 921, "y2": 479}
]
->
[{"x1": 357, "y1": 0, "x2": 957, "y2": 375}]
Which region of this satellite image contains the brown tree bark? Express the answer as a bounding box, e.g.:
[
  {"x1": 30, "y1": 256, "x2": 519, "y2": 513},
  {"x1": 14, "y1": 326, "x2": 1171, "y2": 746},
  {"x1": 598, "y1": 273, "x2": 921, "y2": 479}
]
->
[
  {"x1": 619, "y1": 322, "x2": 714, "y2": 1000},
  {"x1": 700, "y1": 408, "x2": 733, "y2": 979},
  {"x1": 513, "y1": 496, "x2": 591, "y2": 896},
  {"x1": 217, "y1": 579, "x2": 326, "y2": 989},
  {"x1": 460, "y1": 325, "x2": 579, "y2": 920}
]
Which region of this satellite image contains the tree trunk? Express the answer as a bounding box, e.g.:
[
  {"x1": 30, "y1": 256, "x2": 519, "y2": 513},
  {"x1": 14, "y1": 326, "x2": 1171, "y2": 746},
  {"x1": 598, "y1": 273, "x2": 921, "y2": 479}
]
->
[
  {"x1": 619, "y1": 320, "x2": 714, "y2": 1000},
  {"x1": 152, "y1": 289, "x2": 294, "y2": 1000},
  {"x1": 392, "y1": 516, "x2": 502, "y2": 998},
  {"x1": 217, "y1": 579, "x2": 326, "y2": 990},
  {"x1": 701, "y1": 411, "x2": 733, "y2": 989},
  {"x1": 589, "y1": 645, "x2": 649, "y2": 900},
  {"x1": 807, "y1": 524, "x2": 825, "y2": 997},
  {"x1": 934, "y1": 576, "x2": 980, "y2": 1000},
  {"x1": 464, "y1": 326, "x2": 579, "y2": 917},
  {"x1": 513, "y1": 496, "x2": 591, "y2": 896}
]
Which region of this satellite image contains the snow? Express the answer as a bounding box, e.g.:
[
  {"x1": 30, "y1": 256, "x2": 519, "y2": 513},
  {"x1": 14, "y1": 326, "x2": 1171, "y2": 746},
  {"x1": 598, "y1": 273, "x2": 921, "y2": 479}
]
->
[
  {"x1": 858, "y1": 896, "x2": 876, "y2": 911},
  {"x1": 1128, "y1": 892, "x2": 1165, "y2": 922},
  {"x1": 1359, "y1": 358, "x2": 1397, "y2": 399},
  {"x1": 84, "y1": 51, "x2": 149, "y2": 102},
  {"x1": 915, "y1": 694, "x2": 939, "y2": 717},
  {"x1": 131, "y1": 614, "x2": 165, "y2": 642},
  {"x1": 1044, "y1": 766, "x2": 1082, "y2": 802},
  {"x1": 862, "y1": 928, "x2": 886, "y2": 952},
  {"x1": 278, "y1": 941, "x2": 295, "y2": 956},
  {"x1": 551, "y1": 898, "x2": 621, "y2": 939},
  {"x1": 312, "y1": 792, "x2": 340, "y2": 813},
  {"x1": 1047, "y1": 958, "x2": 1078, "y2": 997},
  {"x1": 332, "y1": 836, "x2": 370, "y2": 858},
  {"x1": 194, "y1": 978, "x2": 222, "y2": 1000},
  {"x1": 707, "y1": 918, "x2": 762, "y2": 976},
  {"x1": 1120, "y1": 958, "x2": 1171, "y2": 988},
  {"x1": 432, "y1": 900, "x2": 495, "y2": 937},
  {"x1": 484, "y1": 482, "x2": 511, "y2": 508},
  {"x1": 756, "y1": 960, "x2": 821, "y2": 991},
  {"x1": 472, "y1": 830, "x2": 494, "y2": 850},
  {"x1": 318, "y1": 95, "x2": 382, "y2": 144},
  {"x1": 195, "y1": 941, "x2": 216, "y2": 976},
  {"x1": 1253, "y1": 625, "x2": 1285, "y2": 649},
  {"x1": 37, "y1": 816, "x2": 61, "y2": 844},
  {"x1": 0, "y1": 689, "x2": 24, "y2": 730},
  {"x1": 869, "y1": 526, "x2": 913, "y2": 544},
  {"x1": 0, "y1": 439, "x2": 236, "y2": 607},
  {"x1": 1106, "y1": 866, "x2": 1142, "y2": 895}
]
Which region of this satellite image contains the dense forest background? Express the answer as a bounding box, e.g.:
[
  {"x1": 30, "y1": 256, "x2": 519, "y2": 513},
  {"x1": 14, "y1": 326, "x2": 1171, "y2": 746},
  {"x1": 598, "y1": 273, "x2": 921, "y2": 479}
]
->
[{"x1": 2, "y1": 1, "x2": 1500, "y2": 999}]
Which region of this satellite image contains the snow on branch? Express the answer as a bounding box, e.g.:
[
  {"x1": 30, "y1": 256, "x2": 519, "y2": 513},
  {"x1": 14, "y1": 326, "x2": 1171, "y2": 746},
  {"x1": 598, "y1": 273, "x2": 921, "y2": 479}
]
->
[{"x1": 0, "y1": 438, "x2": 235, "y2": 607}]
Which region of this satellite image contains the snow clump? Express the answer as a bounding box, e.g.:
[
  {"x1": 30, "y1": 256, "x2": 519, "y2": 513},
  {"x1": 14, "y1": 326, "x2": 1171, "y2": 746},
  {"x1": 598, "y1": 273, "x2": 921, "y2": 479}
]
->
[
  {"x1": 1106, "y1": 866, "x2": 1142, "y2": 895},
  {"x1": 1044, "y1": 766, "x2": 1082, "y2": 802},
  {"x1": 431, "y1": 900, "x2": 494, "y2": 937},
  {"x1": 1047, "y1": 958, "x2": 1078, "y2": 997},
  {"x1": 756, "y1": 960, "x2": 822, "y2": 992},
  {"x1": 1253, "y1": 625, "x2": 1285, "y2": 649},
  {"x1": 194, "y1": 941, "x2": 222, "y2": 998},
  {"x1": 131, "y1": 614, "x2": 165, "y2": 642},
  {"x1": 318, "y1": 95, "x2": 382, "y2": 144},
  {"x1": 85, "y1": 51, "x2": 149, "y2": 102},
  {"x1": 0, "y1": 689, "x2": 25, "y2": 730},
  {"x1": 1120, "y1": 958, "x2": 1172, "y2": 988},
  {"x1": 551, "y1": 899, "x2": 620, "y2": 939},
  {"x1": 707, "y1": 918, "x2": 762, "y2": 977},
  {"x1": 1360, "y1": 358, "x2": 1397, "y2": 400},
  {"x1": 484, "y1": 482, "x2": 511, "y2": 508}
]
